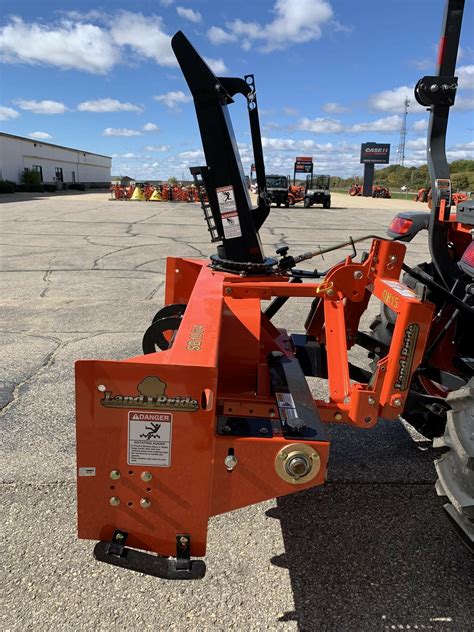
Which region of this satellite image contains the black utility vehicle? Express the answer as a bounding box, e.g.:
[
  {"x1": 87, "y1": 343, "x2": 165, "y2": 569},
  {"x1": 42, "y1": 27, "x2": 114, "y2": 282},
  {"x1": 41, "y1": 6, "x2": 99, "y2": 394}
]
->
[
  {"x1": 266, "y1": 174, "x2": 289, "y2": 207},
  {"x1": 304, "y1": 174, "x2": 331, "y2": 208}
]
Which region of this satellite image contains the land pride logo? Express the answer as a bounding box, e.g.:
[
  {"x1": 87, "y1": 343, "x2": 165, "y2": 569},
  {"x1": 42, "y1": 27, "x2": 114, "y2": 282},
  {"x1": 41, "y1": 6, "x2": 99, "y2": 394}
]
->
[
  {"x1": 101, "y1": 376, "x2": 199, "y2": 411},
  {"x1": 394, "y1": 323, "x2": 419, "y2": 391}
]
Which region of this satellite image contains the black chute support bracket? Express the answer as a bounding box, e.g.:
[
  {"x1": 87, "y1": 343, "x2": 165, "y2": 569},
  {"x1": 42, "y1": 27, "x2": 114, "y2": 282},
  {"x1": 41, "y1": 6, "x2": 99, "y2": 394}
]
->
[{"x1": 171, "y1": 31, "x2": 270, "y2": 267}]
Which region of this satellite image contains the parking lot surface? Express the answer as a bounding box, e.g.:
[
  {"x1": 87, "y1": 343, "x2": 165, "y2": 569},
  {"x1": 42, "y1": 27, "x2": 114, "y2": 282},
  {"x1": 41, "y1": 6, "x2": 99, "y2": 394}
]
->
[{"x1": 1, "y1": 192, "x2": 472, "y2": 631}]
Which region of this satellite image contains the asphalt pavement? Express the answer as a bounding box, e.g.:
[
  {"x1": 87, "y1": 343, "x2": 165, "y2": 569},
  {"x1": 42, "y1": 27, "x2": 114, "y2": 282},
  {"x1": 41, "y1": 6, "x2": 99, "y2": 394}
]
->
[{"x1": 1, "y1": 191, "x2": 472, "y2": 631}]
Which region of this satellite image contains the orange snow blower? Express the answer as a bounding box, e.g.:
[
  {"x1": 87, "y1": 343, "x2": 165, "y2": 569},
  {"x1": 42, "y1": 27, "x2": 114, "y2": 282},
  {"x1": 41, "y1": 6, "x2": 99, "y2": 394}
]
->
[{"x1": 76, "y1": 0, "x2": 472, "y2": 580}]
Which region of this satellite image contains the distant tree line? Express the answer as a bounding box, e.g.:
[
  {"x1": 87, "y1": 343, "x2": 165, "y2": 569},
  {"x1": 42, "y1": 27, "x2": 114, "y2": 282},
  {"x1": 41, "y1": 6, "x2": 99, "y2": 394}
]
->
[{"x1": 330, "y1": 159, "x2": 474, "y2": 191}]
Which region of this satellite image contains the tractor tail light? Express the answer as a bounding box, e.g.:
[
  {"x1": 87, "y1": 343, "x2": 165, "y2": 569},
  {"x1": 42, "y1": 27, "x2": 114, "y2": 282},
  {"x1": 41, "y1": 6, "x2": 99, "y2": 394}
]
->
[
  {"x1": 459, "y1": 241, "x2": 474, "y2": 277},
  {"x1": 389, "y1": 217, "x2": 413, "y2": 235}
]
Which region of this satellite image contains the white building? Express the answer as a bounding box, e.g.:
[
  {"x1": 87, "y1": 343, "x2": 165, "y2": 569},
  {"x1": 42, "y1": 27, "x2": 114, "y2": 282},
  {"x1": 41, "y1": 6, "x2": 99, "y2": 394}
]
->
[{"x1": 0, "y1": 132, "x2": 111, "y2": 187}]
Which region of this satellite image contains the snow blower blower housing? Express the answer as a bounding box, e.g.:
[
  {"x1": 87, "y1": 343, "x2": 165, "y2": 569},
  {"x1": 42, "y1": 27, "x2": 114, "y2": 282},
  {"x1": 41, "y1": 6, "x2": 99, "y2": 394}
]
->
[{"x1": 76, "y1": 0, "x2": 473, "y2": 580}]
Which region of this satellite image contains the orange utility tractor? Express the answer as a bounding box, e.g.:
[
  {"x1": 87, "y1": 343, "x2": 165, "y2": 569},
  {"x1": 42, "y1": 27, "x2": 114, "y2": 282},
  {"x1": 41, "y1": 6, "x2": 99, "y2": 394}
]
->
[{"x1": 76, "y1": 0, "x2": 472, "y2": 580}]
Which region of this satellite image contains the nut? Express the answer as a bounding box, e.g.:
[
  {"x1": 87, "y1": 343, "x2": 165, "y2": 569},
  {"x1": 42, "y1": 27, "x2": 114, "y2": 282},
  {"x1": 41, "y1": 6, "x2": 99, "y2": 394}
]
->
[
  {"x1": 334, "y1": 412, "x2": 343, "y2": 421},
  {"x1": 109, "y1": 496, "x2": 120, "y2": 506},
  {"x1": 326, "y1": 288, "x2": 335, "y2": 297},
  {"x1": 97, "y1": 384, "x2": 106, "y2": 392},
  {"x1": 353, "y1": 270, "x2": 363, "y2": 280},
  {"x1": 140, "y1": 498, "x2": 152, "y2": 509},
  {"x1": 393, "y1": 397, "x2": 403, "y2": 408},
  {"x1": 368, "y1": 396, "x2": 376, "y2": 406},
  {"x1": 141, "y1": 471, "x2": 152, "y2": 482},
  {"x1": 225, "y1": 287, "x2": 232, "y2": 295}
]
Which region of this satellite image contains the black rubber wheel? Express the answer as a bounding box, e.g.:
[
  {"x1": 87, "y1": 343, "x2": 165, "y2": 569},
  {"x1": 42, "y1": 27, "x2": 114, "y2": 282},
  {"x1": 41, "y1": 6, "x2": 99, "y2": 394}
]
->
[
  {"x1": 151, "y1": 303, "x2": 186, "y2": 324},
  {"x1": 323, "y1": 198, "x2": 331, "y2": 209},
  {"x1": 304, "y1": 197, "x2": 311, "y2": 208},
  {"x1": 434, "y1": 379, "x2": 474, "y2": 552},
  {"x1": 276, "y1": 201, "x2": 281, "y2": 207},
  {"x1": 142, "y1": 316, "x2": 182, "y2": 353},
  {"x1": 285, "y1": 200, "x2": 289, "y2": 208}
]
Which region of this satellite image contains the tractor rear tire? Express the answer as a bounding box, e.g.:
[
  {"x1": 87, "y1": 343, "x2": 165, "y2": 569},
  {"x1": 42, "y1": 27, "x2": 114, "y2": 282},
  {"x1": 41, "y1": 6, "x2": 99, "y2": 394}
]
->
[{"x1": 434, "y1": 379, "x2": 474, "y2": 552}]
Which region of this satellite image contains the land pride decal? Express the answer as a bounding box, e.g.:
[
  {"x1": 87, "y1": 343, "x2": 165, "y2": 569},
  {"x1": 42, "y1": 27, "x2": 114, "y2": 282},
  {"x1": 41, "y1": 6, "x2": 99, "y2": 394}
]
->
[
  {"x1": 394, "y1": 324, "x2": 420, "y2": 391},
  {"x1": 101, "y1": 376, "x2": 199, "y2": 411}
]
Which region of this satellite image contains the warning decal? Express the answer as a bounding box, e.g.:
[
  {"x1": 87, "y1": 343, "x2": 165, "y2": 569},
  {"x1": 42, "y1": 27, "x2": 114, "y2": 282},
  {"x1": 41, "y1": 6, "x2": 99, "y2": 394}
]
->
[
  {"x1": 128, "y1": 411, "x2": 172, "y2": 467},
  {"x1": 216, "y1": 185, "x2": 242, "y2": 239},
  {"x1": 275, "y1": 392, "x2": 299, "y2": 423}
]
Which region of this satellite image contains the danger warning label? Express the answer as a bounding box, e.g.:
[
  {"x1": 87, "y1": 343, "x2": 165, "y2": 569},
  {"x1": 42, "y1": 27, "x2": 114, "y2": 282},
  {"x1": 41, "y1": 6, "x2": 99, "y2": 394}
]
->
[
  {"x1": 216, "y1": 185, "x2": 242, "y2": 239},
  {"x1": 128, "y1": 411, "x2": 172, "y2": 467}
]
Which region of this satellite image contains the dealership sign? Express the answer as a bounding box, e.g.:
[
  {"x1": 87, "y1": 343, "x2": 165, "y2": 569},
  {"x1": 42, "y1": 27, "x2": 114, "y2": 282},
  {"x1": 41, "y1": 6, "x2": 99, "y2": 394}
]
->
[
  {"x1": 294, "y1": 156, "x2": 313, "y2": 173},
  {"x1": 360, "y1": 143, "x2": 391, "y2": 164}
]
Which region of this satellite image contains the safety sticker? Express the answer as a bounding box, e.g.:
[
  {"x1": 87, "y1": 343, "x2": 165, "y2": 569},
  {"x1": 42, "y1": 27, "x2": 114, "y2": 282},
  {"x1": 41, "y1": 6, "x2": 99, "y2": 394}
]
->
[
  {"x1": 128, "y1": 411, "x2": 172, "y2": 467},
  {"x1": 384, "y1": 280, "x2": 416, "y2": 298},
  {"x1": 276, "y1": 392, "x2": 296, "y2": 409},
  {"x1": 216, "y1": 185, "x2": 242, "y2": 239},
  {"x1": 78, "y1": 467, "x2": 96, "y2": 477}
]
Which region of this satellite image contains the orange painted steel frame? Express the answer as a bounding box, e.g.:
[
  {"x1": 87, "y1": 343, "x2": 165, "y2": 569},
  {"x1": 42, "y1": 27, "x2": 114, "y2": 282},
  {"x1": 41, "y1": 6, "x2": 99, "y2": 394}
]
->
[{"x1": 76, "y1": 237, "x2": 433, "y2": 560}]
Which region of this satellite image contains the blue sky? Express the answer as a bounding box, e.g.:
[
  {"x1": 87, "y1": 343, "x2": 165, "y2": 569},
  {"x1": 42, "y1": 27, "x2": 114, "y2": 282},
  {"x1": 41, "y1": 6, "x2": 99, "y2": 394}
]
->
[{"x1": 1, "y1": 0, "x2": 473, "y2": 180}]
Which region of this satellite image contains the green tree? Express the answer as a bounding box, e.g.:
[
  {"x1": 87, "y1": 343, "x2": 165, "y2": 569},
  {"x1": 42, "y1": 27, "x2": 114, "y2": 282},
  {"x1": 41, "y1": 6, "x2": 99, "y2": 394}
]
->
[
  {"x1": 168, "y1": 176, "x2": 178, "y2": 186},
  {"x1": 21, "y1": 168, "x2": 41, "y2": 186}
]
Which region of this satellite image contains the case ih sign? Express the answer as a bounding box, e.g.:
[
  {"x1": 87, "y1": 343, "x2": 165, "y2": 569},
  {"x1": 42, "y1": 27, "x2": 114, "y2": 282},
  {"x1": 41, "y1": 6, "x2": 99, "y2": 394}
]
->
[
  {"x1": 294, "y1": 156, "x2": 313, "y2": 173},
  {"x1": 360, "y1": 143, "x2": 391, "y2": 164}
]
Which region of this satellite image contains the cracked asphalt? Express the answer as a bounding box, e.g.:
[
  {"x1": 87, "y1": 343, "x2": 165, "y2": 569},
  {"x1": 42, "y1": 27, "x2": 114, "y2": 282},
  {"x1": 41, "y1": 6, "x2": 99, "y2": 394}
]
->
[{"x1": 1, "y1": 191, "x2": 472, "y2": 631}]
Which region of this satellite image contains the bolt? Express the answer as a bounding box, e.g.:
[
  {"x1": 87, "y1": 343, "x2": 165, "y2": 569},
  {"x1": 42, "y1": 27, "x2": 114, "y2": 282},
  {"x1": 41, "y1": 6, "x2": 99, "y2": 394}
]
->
[
  {"x1": 179, "y1": 536, "x2": 188, "y2": 546},
  {"x1": 110, "y1": 470, "x2": 121, "y2": 480},
  {"x1": 326, "y1": 288, "x2": 334, "y2": 297},
  {"x1": 97, "y1": 384, "x2": 106, "y2": 392},
  {"x1": 368, "y1": 396, "x2": 376, "y2": 406},
  {"x1": 259, "y1": 427, "x2": 269, "y2": 434},
  {"x1": 222, "y1": 424, "x2": 232, "y2": 433},
  {"x1": 353, "y1": 270, "x2": 363, "y2": 280},
  {"x1": 225, "y1": 287, "x2": 232, "y2": 295},
  {"x1": 140, "y1": 497, "x2": 151, "y2": 509},
  {"x1": 269, "y1": 410, "x2": 276, "y2": 417},
  {"x1": 109, "y1": 496, "x2": 120, "y2": 506},
  {"x1": 141, "y1": 471, "x2": 152, "y2": 482},
  {"x1": 175, "y1": 268, "x2": 180, "y2": 273},
  {"x1": 364, "y1": 416, "x2": 372, "y2": 424},
  {"x1": 393, "y1": 397, "x2": 403, "y2": 408},
  {"x1": 224, "y1": 454, "x2": 238, "y2": 471},
  {"x1": 389, "y1": 255, "x2": 397, "y2": 263},
  {"x1": 430, "y1": 84, "x2": 439, "y2": 92},
  {"x1": 115, "y1": 532, "x2": 125, "y2": 541},
  {"x1": 334, "y1": 412, "x2": 343, "y2": 421}
]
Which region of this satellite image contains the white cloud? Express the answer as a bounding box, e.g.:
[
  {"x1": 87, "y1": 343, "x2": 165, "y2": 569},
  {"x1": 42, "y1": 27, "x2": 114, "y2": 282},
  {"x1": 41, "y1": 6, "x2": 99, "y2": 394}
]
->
[
  {"x1": 0, "y1": 105, "x2": 20, "y2": 120},
  {"x1": 262, "y1": 137, "x2": 333, "y2": 152},
  {"x1": 204, "y1": 56, "x2": 228, "y2": 74},
  {"x1": 283, "y1": 107, "x2": 298, "y2": 116},
  {"x1": 14, "y1": 99, "x2": 67, "y2": 114},
  {"x1": 457, "y1": 64, "x2": 474, "y2": 90},
  {"x1": 143, "y1": 122, "x2": 160, "y2": 132},
  {"x1": 348, "y1": 115, "x2": 402, "y2": 133},
  {"x1": 447, "y1": 140, "x2": 474, "y2": 159},
  {"x1": 0, "y1": 16, "x2": 119, "y2": 74},
  {"x1": 144, "y1": 144, "x2": 170, "y2": 151},
  {"x1": 77, "y1": 98, "x2": 143, "y2": 112},
  {"x1": 454, "y1": 95, "x2": 474, "y2": 111},
  {"x1": 28, "y1": 132, "x2": 53, "y2": 140},
  {"x1": 154, "y1": 90, "x2": 191, "y2": 109},
  {"x1": 110, "y1": 12, "x2": 176, "y2": 67},
  {"x1": 179, "y1": 149, "x2": 205, "y2": 160},
  {"x1": 297, "y1": 117, "x2": 345, "y2": 133},
  {"x1": 368, "y1": 85, "x2": 423, "y2": 113},
  {"x1": 176, "y1": 7, "x2": 201, "y2": 23},
  {"x1": 207, "y1": 0, "x2": 333, "y2": 52},
  {"x1": 413, "y1": 118, "x2": 428, "y2": 131},
  {"x1": 103, "y1": 127, "x2": 143, "y2": 136},
  {"x1": 208, "y1": 26, "x2": 236, "y2": 45},
  {"x1": 323, "y1": 102, "x2": 349, "y2": 114},
  {"x1": 160, "y1": 0, "x2": 175, "y2": 6}
]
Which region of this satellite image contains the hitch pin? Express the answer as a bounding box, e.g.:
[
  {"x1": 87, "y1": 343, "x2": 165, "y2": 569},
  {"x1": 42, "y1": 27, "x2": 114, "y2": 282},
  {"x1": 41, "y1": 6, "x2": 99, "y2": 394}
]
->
[{"x1": 316, "y1": 281, "x2": 334, "y2": 296}]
